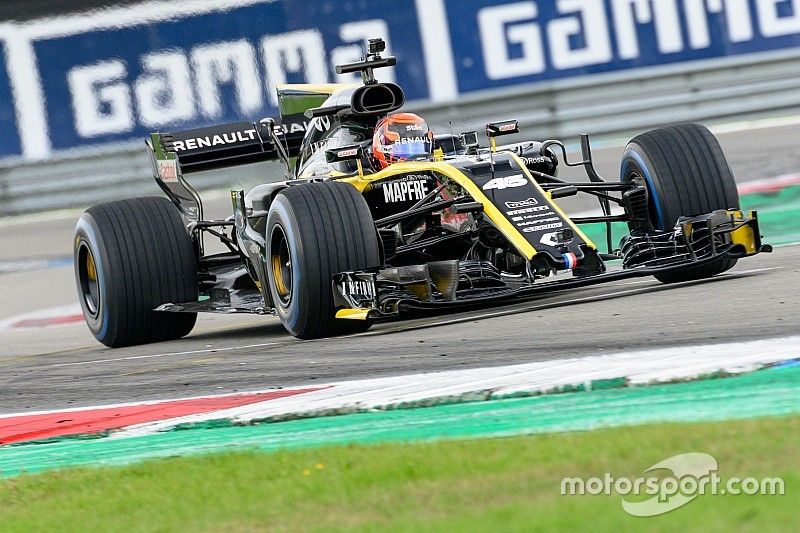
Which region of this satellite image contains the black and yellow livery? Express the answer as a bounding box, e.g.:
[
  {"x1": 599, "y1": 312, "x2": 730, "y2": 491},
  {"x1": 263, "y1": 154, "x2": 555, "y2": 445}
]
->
[{"x1": 74, "y1": 39, "x2": 770, "y2": 346}]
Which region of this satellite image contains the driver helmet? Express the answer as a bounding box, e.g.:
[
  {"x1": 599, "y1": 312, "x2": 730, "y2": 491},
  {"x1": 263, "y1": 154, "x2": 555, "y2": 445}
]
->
[{"x1": 372, "y1": 113, "x2": 433, "y2": 169}]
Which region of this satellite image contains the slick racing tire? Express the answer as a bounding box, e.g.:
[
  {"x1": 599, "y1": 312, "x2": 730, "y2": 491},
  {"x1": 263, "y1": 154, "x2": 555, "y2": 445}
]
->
[
  {"x1": 74, "y1": 197, "x2": 198, "y2": 348},
  {"x1": 620, "y1": 123, "x2": 740, "y2": 284},
  {"x1": 265, "y1": 181, "x2": 381, "y2": 339}
]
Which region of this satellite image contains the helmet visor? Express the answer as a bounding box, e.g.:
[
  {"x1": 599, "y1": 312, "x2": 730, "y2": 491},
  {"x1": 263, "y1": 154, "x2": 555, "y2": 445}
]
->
[{"x1": 388, "y1": 137, "x2": 432, "y2": 161}]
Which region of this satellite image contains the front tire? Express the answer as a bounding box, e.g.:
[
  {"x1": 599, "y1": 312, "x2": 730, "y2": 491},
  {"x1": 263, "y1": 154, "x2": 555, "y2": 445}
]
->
[
  {"x1": 74, "y1": 197, "x2": 198, "y2": 347},
  {"x1": 620, "y1": 123, "x2": 740, "y2": 283},
  {"x1": 265, "y1": 181, "x2": 381, "y2": 339}
]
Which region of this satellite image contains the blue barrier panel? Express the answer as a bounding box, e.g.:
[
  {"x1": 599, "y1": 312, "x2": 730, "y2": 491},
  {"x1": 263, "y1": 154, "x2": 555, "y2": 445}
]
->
[
  {"x1": 0, "y1": 43, "x2": 20, "y2": 158},
  {"x1": 446, "y1": 0, "x2": 800, "y2": 93},
  {"x1": 33, "y1": 0, "x2": 427, "y2": 152},
  {"x1": 1, "y1": 0, "x2": 800, "y2": 159}
]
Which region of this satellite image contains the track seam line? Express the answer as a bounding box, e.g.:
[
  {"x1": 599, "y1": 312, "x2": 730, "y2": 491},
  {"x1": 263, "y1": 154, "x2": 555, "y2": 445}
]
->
[{"x1": 49, "y1": 342, "x2": 283, "y2": 368}]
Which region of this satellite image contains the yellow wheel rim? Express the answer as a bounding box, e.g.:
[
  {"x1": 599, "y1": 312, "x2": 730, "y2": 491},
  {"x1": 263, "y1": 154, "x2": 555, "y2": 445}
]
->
[
  {"x1": 86, "y1": 251, "x2": 97, "y2": 281},
  {"x1": 78, "y1": 242, "x2": 101, "y2": 318},
  {"x1": 269, "y1": 226, "x2": 293, "y2": 305}
]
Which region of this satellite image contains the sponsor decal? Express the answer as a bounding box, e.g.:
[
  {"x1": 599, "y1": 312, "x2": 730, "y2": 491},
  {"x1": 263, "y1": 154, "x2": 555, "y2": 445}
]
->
[
  {"x1": 172, "y1": 129, "x2": 258, "y2": 151},
  {"x1": 483, "y1": 174, "x2": 528, "y2": 191},
  {"x1": 311, "y1": 116, "x2": 332, "y2": 133},
  {"x1": 157, "y1": 159, "x2": 178, "y2": 183},
  {"x1": 382, "y1": 178, "x2": 429, "y2": 203},
  {"x1": 394, "y1": 136, "x2": 429, "y2": 145},
  {"x1": 523, "y1": 222, "x2": 563, "y2": 233},
  {"x1": 522, "y1": 156, "x2": 549, "y2": 166},
  {"x1": 511, "y1": 212, "x2": 552, "y2": 222},
  {"x1": 345, "y1": 279, "x2": 376, "y2": 300},
  {"x1": 506, "y1": 205, "x2": 549, "y2": 216},
  {"x1": 273, "y1": 122, "x2": 309, "y2": 135},
  {"x1": 405, "y1": 124, "x2": 424, "y2": 131},
  {"x1": 505, "y1": 197, "x2": 538, "y2": 209},
  {"x1": 337, "y1": 148, "x2": 359, "y2": 158},
  {"x1": 273, "y1": 116, "x2": 329, "y2": 137},
  {"x1": 307, "y1": 138, "x2": 331, "y2": 155},
  {"x1": 498, "y1": 123, "x2": 516, "y2": 132},
  {"x1": 516, "y1": 217, "x2": 560, "y2": 228}
]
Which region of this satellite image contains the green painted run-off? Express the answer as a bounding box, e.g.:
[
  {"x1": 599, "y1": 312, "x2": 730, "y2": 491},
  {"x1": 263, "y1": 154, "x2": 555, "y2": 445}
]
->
[
  {"x1": 1, "y1": 362, "x2": 798, "y2": 479},
  {"x1": 581, "y1": 185, "x2": 800, "y2": 248}
]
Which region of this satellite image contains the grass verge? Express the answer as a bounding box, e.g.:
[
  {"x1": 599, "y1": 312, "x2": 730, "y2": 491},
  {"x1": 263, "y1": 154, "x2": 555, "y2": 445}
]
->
[{"x1": 0, "y1": 415, "x2": 797, "y2": 532}]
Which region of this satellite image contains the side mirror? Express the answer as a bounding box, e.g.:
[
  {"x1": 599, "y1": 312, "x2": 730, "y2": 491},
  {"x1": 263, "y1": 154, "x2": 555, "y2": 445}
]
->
[
  {"x1": 326, "y1": 144, "x2": 366, "y2": 177},
  {"x1": 485, "y1": 120, "x2": 519, "y2": 138},
  {"x1": 325, "y1": 144, "x2": 363, "y2": 164}
]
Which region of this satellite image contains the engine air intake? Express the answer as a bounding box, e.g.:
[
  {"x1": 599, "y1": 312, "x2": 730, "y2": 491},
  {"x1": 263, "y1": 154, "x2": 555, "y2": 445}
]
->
[{"x1": 351, "y1": 83, "x2": 405, "y2": 115}]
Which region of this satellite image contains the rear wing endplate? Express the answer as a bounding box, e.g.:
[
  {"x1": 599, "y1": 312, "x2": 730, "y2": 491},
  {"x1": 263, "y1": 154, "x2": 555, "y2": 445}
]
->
[{"x1": 147, "y1": 118, "x2": 307, "y2": 222}]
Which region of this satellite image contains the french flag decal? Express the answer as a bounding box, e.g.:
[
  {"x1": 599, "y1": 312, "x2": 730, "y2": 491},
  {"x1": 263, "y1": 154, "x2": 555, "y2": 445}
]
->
[{"x1": 562, "y1": 252, "x2": 578, "y2": 269}]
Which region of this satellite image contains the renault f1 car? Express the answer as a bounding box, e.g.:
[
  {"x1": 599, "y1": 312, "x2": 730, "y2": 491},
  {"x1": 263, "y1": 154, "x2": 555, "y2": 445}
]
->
[{"x1": 74, "y1": 39, "x2": 770, "y2": 347}]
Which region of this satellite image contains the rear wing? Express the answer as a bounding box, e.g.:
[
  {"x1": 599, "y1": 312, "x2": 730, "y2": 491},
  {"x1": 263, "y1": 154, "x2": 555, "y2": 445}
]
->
[
  {"x1": 147, "y1": 84, "x2": 347, "y2": 183},
  {"x1": 147, "y1": 84, "x2": 350, "y2": 223},
  {"x1": 148, "y1": 121, "x2": 286, "y2": 174},
  {"x1": 147, "y1": 119, "x2": 303, "y2": 224},
  {"x1": 147, "y1": 83, "x2": 351, "y2": 176}
]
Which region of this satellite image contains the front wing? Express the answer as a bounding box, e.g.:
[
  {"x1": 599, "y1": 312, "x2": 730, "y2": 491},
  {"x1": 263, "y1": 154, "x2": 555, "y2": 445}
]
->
[{"x1": 333, "y1": 209, "x2": 769, "y2": 321}]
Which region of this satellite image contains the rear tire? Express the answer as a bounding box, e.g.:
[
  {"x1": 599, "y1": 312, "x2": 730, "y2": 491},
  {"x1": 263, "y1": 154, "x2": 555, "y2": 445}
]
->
[
  {"x1": 620, "y1": 123, "x2": 740, "y2": 283},
  {"x1": 265, "y1": 181, "x2": 381, "y2": 339},
  {"x1": 74, "y1": 197, "x2": 198, "y2": 347}
]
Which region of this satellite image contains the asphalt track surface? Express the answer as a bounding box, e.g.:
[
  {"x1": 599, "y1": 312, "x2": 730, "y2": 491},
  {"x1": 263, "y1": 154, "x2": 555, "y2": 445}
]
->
[{"x1": 1, "y1": 122, "x2": 799, "y2": 413}]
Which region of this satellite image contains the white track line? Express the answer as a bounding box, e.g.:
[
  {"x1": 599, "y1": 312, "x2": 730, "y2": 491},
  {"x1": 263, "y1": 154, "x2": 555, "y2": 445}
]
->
[
  {"x1": 111, "y1": 335, "x2": 800, "y2": 438},
  {"x1": 50, "y1": 342, "x2": 282, "y2": 367}
]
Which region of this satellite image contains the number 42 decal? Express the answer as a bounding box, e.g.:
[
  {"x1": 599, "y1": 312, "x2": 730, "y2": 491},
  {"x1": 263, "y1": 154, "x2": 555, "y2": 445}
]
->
[{"x1": 482, "y1": 174, "x2": 528, "y2": 191}]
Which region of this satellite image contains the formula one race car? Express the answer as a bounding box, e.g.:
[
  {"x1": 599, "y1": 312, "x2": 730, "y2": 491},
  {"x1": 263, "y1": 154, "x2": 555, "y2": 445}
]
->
[{"x1": 74, "y1": 39, "x2": 770, "y2": 347}]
